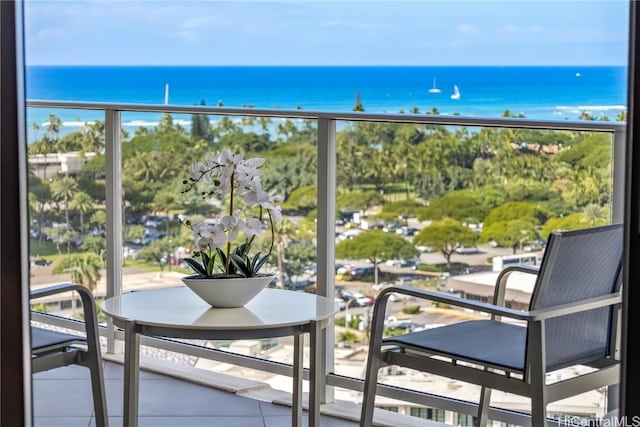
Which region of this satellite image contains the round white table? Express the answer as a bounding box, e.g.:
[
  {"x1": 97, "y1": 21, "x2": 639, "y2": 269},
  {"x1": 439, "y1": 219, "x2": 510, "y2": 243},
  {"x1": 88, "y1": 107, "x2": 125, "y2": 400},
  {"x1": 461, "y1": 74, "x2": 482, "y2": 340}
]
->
[{"x1": 102, "y1": 287, "x2": 338, "y2": 427}]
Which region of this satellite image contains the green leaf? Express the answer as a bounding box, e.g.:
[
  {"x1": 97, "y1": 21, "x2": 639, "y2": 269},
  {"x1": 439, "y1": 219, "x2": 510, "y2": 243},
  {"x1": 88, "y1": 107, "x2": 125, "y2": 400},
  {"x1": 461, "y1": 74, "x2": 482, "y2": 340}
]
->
[
  {"x1": 254, "y1": 254, "x2": 269, "y2": 274},
  {"x1": 229, "y1": 253, "x2": 251, "y2": 277},
  {"x1": 206, "y1": 253, "x2": 216, "y2": 276},
  {"x1": 183, "y1": 258, "x2": 207, "y2": 276},
  {"x1": 201, "y1": 252, "x2": 210, "y2": 268},
  {"x1": 250, "y1": 252, "x2": 261, "y2": 270}
]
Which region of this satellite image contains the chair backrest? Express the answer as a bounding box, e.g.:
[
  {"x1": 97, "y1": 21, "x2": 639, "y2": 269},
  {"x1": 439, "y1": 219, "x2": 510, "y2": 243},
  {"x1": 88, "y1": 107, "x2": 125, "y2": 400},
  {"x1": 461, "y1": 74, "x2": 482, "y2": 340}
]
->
[{"x1": 528, "y1": 224, "x2": 623, "y2": 371}]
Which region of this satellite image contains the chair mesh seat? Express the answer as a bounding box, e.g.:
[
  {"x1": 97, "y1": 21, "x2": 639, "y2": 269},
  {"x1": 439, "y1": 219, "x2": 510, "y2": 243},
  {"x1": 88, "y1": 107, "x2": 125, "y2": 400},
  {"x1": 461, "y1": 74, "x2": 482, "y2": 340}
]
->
[
  {"x1": 383, "y1": 320, "x2": 527, "y2": 372},
  {"x1": 31, "y1": 326, "x2": 86, "y2": 354}
]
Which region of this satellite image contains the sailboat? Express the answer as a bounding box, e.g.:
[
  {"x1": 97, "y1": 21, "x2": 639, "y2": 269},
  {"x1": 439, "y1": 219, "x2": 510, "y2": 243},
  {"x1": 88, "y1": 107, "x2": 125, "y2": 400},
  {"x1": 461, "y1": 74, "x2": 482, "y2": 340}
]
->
[
  {"x1": 164, "y1": 83, "x2": 169, "y2": 105},
  {"x1": 450, "y1": 85, "x2": 461, "y2": 100},
  {"x1": 428, "y1": 77, "x2": 441, "y2": 94}
]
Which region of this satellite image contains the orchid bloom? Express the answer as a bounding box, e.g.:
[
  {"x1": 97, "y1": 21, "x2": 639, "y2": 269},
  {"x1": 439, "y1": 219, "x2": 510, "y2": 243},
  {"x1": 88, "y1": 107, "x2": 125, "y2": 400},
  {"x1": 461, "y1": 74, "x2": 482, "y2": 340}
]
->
[
  {"x1": 183, "y1": 150, "x2": 285, "y2": 277},
  {"x1": 243, "y1": 176, "x2": 271, "y2": 206},
  {"x1": 193, "y1": 222, "x2": 226, "y2": 249},
  {"x1": 236, "y1": 157, "x2": 265, "y2": 179},
  {"x1": 220, "y1": 214, "x2": 246, "y2": 243},
  {"x1": 244, "y1": 217, "x2": 264, "y2": 237},
  {"x1": 263, "y1": 194, "x2": 284, "y2": 222}
]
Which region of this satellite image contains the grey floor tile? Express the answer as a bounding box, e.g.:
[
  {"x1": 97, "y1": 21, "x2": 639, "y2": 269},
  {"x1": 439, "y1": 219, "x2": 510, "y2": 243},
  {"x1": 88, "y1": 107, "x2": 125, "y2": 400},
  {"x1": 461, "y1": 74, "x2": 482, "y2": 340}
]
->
[
  {"x1": 258, "y1": 401, "x2": 293, "y2": 416},
  {"x1": 108, "y1": 416, "x2": 266, "y2": 426},
  {"x1": 103, "y1": 379, "x2": 125, "y2": 416},
  {"x1": 102, "y1": 361, "x2": 167, "y2": 380},
  {"x1": 33, "y1": 379, "x2": 95, "y2": 417},
  {"x1": 137, "y1": 377, "x2": 262, "y2": 417},
  {"x1": 34, "y1": 417, "x2": 93, "y2": 427},
  {"x1": 105, "y1": 375, "x2": 263, "y2": 417},
  {"x1": 38, "y1": 362, "x2": 360, "y2": 427},
  {"x1": 317, "y1": 416, "x2": 360, "y2": 427},
  {"x1": 33, "y1": 364, "x2": 93, "y2": 380},
  {"x1": 263, "y1": 415, "x2": 359, "y2": 427}
]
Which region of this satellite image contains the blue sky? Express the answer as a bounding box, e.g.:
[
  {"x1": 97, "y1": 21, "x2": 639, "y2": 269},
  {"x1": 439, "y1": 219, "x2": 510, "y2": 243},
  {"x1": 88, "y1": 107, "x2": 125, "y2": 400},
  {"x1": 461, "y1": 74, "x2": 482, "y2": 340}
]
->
[{"x1": 24, "y1": 1, "x2": 629, "y2": 66}]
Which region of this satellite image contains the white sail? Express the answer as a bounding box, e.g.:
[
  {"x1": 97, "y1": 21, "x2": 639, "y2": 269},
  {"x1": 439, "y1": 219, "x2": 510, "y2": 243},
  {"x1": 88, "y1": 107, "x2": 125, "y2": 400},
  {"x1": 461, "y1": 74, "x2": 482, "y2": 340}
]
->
[
  {"x1": 164, "y1": 83, "x2": 169, "y2": 105},
  {"x1": 428, "y1": 77, "x2": 441, "y2": 94},
  {"x1": 450, "y1": 85, "x2": 461, "y2": 100}
]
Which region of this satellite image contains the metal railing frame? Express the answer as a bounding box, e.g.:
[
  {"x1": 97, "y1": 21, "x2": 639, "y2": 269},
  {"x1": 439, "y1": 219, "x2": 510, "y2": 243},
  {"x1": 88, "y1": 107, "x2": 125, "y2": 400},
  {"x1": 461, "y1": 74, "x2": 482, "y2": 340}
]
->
[{"x1": 27, "y1": 99, "x2": 626, "y2": 425}]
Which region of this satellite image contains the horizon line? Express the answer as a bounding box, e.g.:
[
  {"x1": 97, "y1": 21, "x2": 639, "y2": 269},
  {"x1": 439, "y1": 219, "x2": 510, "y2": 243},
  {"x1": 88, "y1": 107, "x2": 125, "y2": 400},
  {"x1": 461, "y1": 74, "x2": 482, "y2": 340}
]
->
[{"x1": 26, "y1": 63, "x2": 629, "y2": 68}]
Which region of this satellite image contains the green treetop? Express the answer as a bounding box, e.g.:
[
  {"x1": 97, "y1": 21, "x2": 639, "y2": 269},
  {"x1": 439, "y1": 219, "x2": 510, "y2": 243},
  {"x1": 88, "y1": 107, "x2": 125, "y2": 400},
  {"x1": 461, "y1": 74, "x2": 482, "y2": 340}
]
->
[
  {"x1": 336, "y1": 230, "x2": 418, "y2": 285},
  {"x1": 414, "y1": 217, "x2": 477, "y2": 265}
]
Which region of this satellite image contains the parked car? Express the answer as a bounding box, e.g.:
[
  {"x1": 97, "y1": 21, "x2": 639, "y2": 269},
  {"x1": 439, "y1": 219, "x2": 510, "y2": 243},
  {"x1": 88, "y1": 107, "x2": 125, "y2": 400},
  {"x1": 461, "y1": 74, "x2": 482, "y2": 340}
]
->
[
  {"x1": 385, "y1": 258, "x2": 412, "y2": 268},
  {"x1": 30, "y1": 257, "x2": 52, "y2": 267},
  {"x1": 396, "y1": 226, "x2": 418, "y2": 236},
  {"x1": 394, "y1": 276, "x2": 421, "y2": 286},
  {"x1": 348, "y1": 292, "x2": 373, "y2": 307},
  {"x1": 455, "y1": 246, "x2": 480, "y2": 254},
  {"x1": 384, "y1": 315, "x2": 412, "y2": 329}
]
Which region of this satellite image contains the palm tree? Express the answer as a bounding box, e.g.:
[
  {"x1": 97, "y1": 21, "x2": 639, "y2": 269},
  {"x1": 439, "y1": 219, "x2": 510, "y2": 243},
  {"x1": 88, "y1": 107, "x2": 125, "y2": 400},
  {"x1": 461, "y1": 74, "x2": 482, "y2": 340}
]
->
[
  {"x1": 90, "y1": 210, "x2": 106, "y2": 235},
  {"x1": 258, "y1": 116, "x2": 272, "y2": 135},
  {"x1": 583, "y1": 203, "x2": 608, "y2": 226},
  {"x1": 150, "y1": 191, "x2": 182, "y2": 238},
  {"x1": 51, "y1": 176, "x2": 78, "y2": 252},
  {"x1": 53, "y1": 253, "x2": 103, "y2": 313},
  {"x1": 31, "y1": 122, "x2": 41, "y2": 142},
  {"x1": 70, "y1": 191, "x2": 93, "y2": 235},
  {"x1": 274, "y1": 219, "x2": 297, "y2": 288},
  {"x1": 29, "y1": 177, "x2": 51, "y2": 242},
  {"x1": 45, "y1": 113, "x2": 62, "y2": 139},
  {"x1": 80, "y1": 120, "x2": 105, "y2": 155}
]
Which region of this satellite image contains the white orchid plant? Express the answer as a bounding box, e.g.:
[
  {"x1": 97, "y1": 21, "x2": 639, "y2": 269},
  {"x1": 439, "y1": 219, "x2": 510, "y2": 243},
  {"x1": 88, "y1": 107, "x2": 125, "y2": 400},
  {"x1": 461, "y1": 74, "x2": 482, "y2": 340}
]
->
[{"x1": 180, "y1": 149, "x2": 283, "y2": 278}]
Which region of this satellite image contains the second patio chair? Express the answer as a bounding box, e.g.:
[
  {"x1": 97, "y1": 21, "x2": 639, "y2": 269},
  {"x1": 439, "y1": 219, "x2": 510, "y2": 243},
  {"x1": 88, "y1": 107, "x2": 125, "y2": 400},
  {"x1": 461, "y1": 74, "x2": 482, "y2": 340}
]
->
[
  {"x1": 360, "y1": 224, "x2": 623, "y2": 427},
  {"x1": 31, "y1": 283, "x2": 108, "y2": 427}
]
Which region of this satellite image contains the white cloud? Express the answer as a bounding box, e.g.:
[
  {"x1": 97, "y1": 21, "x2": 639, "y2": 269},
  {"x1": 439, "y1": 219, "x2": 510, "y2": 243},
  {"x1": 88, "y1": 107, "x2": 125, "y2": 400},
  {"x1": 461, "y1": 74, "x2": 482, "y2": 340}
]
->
[
  {"x1": 456, "y1": 24, "x2": 475, "y2": 33},
  {"x1": 322, "y1": 19, "x2": 387, "y2": 31}
]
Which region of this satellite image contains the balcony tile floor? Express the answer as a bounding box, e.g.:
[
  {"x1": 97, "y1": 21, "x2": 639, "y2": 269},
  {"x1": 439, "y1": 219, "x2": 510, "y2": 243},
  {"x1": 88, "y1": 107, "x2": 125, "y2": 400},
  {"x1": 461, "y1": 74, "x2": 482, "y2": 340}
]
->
[{"x1": 33, "y1": 362, "x2": 359, "y2": 427}]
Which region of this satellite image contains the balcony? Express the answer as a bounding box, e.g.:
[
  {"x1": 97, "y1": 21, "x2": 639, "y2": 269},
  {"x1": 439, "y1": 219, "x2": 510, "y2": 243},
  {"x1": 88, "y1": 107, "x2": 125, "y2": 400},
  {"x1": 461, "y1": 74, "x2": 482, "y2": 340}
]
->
[
  {"x1": 27, "y1": 100, "x2": 625, "y2": 426},
  {"x1": 33, "y1": 361, "x2": 360, "y2": 427}
]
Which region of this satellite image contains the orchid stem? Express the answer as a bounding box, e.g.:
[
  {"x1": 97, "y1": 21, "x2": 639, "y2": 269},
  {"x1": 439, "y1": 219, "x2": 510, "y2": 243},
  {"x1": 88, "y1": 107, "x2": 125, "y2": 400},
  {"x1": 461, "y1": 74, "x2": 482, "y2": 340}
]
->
[{"x1": 225, "y1": 171, "x2": 235, "y2": 274}]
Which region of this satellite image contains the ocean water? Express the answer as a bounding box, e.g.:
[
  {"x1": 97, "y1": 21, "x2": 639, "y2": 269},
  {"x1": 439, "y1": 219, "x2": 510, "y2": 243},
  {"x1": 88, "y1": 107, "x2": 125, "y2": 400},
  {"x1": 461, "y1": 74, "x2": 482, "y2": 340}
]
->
[{"x1": 25, "y1": 65, "x2": 628, "y2": 140}]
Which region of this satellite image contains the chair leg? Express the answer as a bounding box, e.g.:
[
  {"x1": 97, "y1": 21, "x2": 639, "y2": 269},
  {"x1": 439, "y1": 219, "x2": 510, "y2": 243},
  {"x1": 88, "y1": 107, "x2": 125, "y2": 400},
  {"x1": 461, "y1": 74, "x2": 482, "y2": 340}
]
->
[
  {"x1": 88, "y1": 359, "x2": 108, "y2": 427},
  {"x1": 476, "y1": 386, "x2": 492, "y2": 427},
  {"x1": 360, "y1": 354, "x2": 384, "y2": 427}
]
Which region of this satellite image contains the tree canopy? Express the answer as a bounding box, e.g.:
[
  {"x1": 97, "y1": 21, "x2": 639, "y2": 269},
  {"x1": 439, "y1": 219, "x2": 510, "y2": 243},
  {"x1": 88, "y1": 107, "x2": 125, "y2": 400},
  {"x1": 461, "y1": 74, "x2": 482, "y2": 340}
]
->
[
  {"x1": 336, "y1": 230, "x2": 418, "y2": 284},
  {"x1": 414, "y1": 217, "x2": 477, "y2": 264}
]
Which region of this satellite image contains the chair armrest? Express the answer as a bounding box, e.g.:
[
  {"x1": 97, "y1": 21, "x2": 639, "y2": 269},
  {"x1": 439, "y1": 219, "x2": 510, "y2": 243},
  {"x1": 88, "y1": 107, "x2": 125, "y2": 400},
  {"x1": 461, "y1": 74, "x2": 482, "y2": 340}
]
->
[
  {"x1": 528, "y1": 293, "x2": 621, "y2": 321},
  {"x1": 494, "y1": 265, "x2": 539, "y2": 306},
  {"x1": 30, "y1": 283, "x2": 102, "y2": 355},
  {"x1": 376, "y1": 286, "x2": 620, "y2": 322},
  {"x1": 377, "y1": 286, "x2": 532, "y2": 321},
  {"x1": 31, "y1": 282, "x2": 92, "y2": 300}
]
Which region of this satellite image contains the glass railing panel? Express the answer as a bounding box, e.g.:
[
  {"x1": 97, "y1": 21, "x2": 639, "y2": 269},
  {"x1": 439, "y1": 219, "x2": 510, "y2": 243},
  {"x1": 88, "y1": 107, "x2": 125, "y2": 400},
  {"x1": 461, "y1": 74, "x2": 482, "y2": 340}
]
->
[
  {"x1": 118, "y1": 111, "x2": 320, "y2": 389},
  {"x1": 27, "y1": 107, "x2": 108, "y2": 323},
  {"x1": 331, "y1": 120, "x2": 616, "y2": 422},
  {"x1": 118, "y1": 112, "x2": 319, "y2": 290}
]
